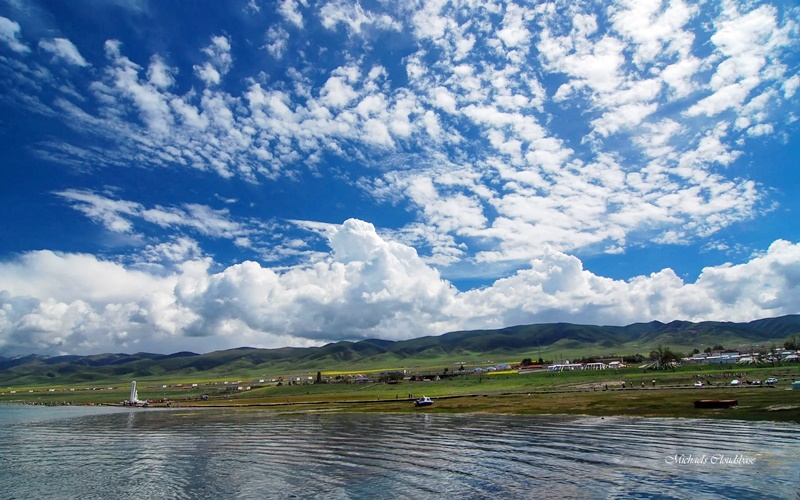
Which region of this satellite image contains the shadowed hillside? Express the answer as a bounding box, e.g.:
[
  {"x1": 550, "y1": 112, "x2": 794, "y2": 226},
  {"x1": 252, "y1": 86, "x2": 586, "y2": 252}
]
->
[{"x1": 1, "y1": 315, "x2": 798, "y2": 386}]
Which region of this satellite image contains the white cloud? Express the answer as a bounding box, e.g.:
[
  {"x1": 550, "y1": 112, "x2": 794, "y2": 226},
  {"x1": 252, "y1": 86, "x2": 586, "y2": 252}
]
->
[
  {"x1": 746, "y1": 123, "x2": 773, "y2": 137},
  {"x1": 146, "y1": 55, "x2": 175, "y2": 89},
  {"x1": 591, "y1": 102, "x2": 657, "y2": 136},
  {"x1": 496, "y1": 3, "x2": 531, "y2": 48},
  {"x1": 610, "y1": 0, "x2": 696, "y2": 67},
  {"x1": 170, "y1": 96, "x2": 208, "y2": 129},
  {"x1": 355, "y1": 93, "x2": 386, "y2": 117},
  {"x1": 457, "y1": 239, "x2": 800, "y2": 328},
  {"x1": 319, "y1": 76, "x2": 358, "y2": 108},
  {"x1": 320, "y1": 0, "x2": 400, "y2": 36},
  {"x1": 101, "y1": 40, "x2": 174, "y2": 135},
  {"x1": 246, "y1": 0, "x2": 260, "y2": 14},
  {"x1": 454, "y1": 34, "x2": 474, "y2": 61},
  {"x1": 538, "y1": 20, "x2": 626, "y2": 95},
  {"x1": 265, "y1": 27, "x2": 289, "y2": 59},
  {"x1": 278, "y1": 0, "x2": 304, "y2": 28},
  {"x1": 660, "y1": 56, "x2": 701, "y2": 97},
  {"x1": 1, "y1": 224, "x2": 799, "y2": 355},
  {"x1": 38, "y1": 38, "x2": 89, "y2": 67},
  {"x1": 140, "y1": 204, "x2": 244, "y2": 238},
  {"x1": 783, "y1": 74, "x2": 799, "y2": 99},
  {"x1": 0, "y1": 252, "x2": 199, "y2": 353},
  {"x1": 362, "y1": 118, "x2": 394, "y2": 147},
  {"x1": 54, "y1": 189, "x2": 141, "y2": 233},
  {"x1": 0, "y1": 250, "x2": 177, "y2": 306},
  {"x1": 0, "y1": 16, "x2": 29, "y2": 53},
  {"x1": 194, "y1": 62, "x2": 221, "y2": 86},
  {"x1": 431, "y1": 86, "x2": 457, "y2": 113},
  {"x1": 685, "y1": 79, "x2": 757, "y2": 117},
  {"x1": 422, "y1": 109, "x2": 441, "y2": 139},
  {"x1": 406, "y1": 176, "x2": 487, "y2": 233},
  {"x1": 55, "y1": 189, "x2": 255, "y2": 242},
  {"x1": 1, "y1": 0, "x2": 798, "y2": 301},
  {"x1": 194, "y1": 35, "x2": 232, "y2": 86},
  {"x1": 411, "y1": 0, "x2": 452, "y2": 41},
  {"x1": 685, "y1": 3, "x2": 793, "y2": 119},
  {"x1": 140, "y1": 237, "x2": 203, "y2": 264}
]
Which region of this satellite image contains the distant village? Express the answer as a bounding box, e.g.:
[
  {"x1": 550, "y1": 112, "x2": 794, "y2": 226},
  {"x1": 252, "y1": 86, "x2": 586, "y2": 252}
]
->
[
  {"x1": 684, "y1": 347, "x2": 798, "y2": 365},
  {"x1": 543, "y1": 347, "x2": 799, "y2": 372},
  {"x1": 3, "y1": 344, "x2": 798, "y2": 401}
]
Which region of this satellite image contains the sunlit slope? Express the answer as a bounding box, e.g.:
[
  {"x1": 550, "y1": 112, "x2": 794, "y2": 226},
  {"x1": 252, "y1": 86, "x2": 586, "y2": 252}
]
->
[{"x1": 1, "y1": 315, "x2": 798, "y2": 386}]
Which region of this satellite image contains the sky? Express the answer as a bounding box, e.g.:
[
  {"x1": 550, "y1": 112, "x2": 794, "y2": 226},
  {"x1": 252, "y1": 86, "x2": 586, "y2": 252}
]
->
[{"x1": 0, "y1": 0, "x2": 799, "y2": 356}]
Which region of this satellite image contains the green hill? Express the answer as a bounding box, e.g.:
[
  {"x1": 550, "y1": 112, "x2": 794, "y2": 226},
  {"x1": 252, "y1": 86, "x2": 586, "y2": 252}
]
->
[{"x1": 1, "y1": 315, "x2": 798, "y2": 386}]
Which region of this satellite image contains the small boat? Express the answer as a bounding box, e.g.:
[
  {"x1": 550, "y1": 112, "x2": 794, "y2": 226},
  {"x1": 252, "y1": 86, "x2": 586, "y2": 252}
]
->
[{"x1": 414, "y1": 396, "x2": 434, "y2": 407}]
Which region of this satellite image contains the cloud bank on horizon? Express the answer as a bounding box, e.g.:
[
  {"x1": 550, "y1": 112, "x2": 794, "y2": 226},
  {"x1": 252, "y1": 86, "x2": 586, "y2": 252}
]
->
[{"x1": 0, "y1": 0, "x2": 799, "y2": 355}]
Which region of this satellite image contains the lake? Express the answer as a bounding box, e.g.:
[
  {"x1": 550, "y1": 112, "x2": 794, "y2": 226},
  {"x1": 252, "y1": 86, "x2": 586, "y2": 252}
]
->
[{"x1": 0, "y1": 405, "x2": 797, "y2": 499}]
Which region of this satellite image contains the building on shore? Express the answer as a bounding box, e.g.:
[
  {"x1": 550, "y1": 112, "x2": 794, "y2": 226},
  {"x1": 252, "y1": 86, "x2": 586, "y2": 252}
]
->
[{"x1": 547, "y1": 361, "x2": 583, "y2": 372}]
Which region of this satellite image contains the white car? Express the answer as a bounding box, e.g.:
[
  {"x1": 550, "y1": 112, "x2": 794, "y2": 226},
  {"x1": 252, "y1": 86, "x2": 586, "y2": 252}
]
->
[
  {"x1": 765, "y1": 377, "x2": 778, "y2": 385},
  {"x1": 694, "y1": 381, "x2": 703, "y2": 387},
  {"x1": 730, "y1": 379, "x2": 740, "y2": 386}
]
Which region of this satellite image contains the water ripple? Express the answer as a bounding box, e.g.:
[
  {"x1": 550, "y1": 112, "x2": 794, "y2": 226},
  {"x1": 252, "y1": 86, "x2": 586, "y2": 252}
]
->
[{"x1": 0, "y1": 407, "x2": 797, "y2": 499}]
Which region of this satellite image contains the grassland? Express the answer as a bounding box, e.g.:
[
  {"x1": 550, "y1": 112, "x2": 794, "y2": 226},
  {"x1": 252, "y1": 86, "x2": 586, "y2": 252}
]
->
[
  {"x1": 2, "y1": 362, "x2": 798, "y2": 423},
  {"x1": 4, "y1": 314, "x2": 798, "y2": 387}
]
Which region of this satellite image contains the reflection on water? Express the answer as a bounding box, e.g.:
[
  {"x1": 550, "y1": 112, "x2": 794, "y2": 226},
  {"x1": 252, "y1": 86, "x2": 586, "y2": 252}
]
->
[{"x1": 0, "y1": 405, "x2": 797, "y2": 499}]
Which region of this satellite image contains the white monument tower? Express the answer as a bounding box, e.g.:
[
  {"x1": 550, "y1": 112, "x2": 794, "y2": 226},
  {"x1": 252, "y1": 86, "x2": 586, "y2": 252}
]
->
[{"x1": 128, "y1": 380, "x2": 142, "y2": 405}]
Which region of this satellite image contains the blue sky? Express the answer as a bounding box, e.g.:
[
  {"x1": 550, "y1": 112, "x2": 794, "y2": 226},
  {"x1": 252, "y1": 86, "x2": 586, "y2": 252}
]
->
[{"x1": 1, "y1": 0, "x2": 799, "y2": 356}]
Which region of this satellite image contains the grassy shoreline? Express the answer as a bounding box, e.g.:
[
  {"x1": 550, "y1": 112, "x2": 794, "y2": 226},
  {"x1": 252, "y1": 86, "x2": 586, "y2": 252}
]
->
[
  {"x1": 176, "y1": 387, "x2": 800, "y2": 422},
  {"x1": 3, "y1": 364, "x2": 799, "y2": 423}
]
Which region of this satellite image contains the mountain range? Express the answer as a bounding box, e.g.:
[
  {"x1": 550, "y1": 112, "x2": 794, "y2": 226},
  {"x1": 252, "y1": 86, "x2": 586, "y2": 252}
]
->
[{"x1": 1, "y1": 315, "x2": 798, "y2": 386}]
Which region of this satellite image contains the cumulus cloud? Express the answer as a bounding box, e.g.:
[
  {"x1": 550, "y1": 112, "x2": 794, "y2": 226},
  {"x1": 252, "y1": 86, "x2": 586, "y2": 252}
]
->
[
  {"x1": 0, "y1": 251, "x2": 198, "y2": 354},
  {"x1": 1, "y1": 1, "x2": 799, "y2": 357},
  {"x1": 0, "y1": 220, "x2": 458, "y2": 353},
  {"x1": 1, "y1": 221, "x2": 799, "y2": 355},
  {"x1": 459, "y1": 241, "x2": 800, "y2": 328}
]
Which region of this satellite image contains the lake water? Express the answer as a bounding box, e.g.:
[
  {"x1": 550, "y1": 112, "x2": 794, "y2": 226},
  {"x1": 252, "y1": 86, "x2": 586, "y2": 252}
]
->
[{"x1": 0, "y1": 405, "x2": 797, "y2": 499}]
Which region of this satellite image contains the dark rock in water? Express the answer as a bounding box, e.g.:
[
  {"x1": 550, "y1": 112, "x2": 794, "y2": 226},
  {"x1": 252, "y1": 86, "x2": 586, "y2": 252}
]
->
[{"x1": 694, "y1": 400, "x2": 738, "y2": 409}]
